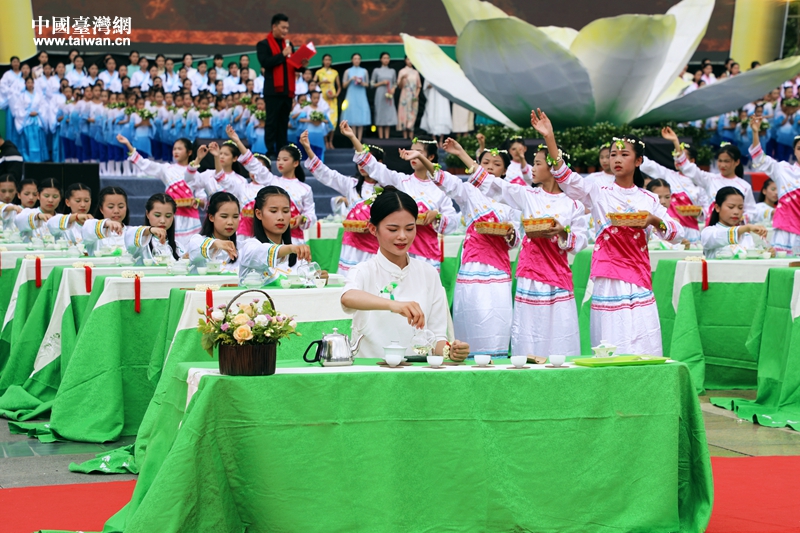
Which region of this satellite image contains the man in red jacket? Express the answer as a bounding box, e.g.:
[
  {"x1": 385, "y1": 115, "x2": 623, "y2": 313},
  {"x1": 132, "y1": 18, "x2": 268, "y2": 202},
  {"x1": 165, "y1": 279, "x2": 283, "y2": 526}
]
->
[{"x1": 257, "y1": 13, "x2": 308, "y2": 158}]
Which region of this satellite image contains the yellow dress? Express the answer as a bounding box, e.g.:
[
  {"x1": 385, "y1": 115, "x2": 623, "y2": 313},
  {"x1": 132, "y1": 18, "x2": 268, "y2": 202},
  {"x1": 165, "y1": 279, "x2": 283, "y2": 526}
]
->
[{"x1": 314, "y1": 68, "x2": 339, "y2": 126}]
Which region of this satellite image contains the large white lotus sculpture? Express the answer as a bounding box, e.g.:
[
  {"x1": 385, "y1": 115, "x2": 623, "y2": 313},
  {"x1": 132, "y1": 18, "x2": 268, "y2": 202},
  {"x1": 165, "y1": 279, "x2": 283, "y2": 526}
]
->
[{"x1": 403, "y1": 0, "x2": 800, "y2": 129}]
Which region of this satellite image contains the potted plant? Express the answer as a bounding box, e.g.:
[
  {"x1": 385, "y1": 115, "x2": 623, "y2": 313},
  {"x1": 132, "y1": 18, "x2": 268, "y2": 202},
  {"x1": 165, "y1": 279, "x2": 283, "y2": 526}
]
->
[{"x1": 197, "y1": 290, "x2": 299, "y2": 376}]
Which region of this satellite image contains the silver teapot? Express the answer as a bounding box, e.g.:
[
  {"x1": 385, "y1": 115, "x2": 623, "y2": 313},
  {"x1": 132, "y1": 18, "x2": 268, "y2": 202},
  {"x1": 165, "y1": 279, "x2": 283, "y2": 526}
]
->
[{"x1": 303, "y1": 328, "x2": 364, "y2": 366}]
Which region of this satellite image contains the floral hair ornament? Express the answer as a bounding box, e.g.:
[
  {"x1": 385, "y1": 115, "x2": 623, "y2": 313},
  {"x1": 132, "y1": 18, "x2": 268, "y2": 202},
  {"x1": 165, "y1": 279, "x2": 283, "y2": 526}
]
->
[
  {"x1": 253, "y1": 153, "x2": 271, "y2": 166},
  {"x1": 223, "y1": 140, "x2": 237, "y2": 147},
  {"x1": 411, "y1": 137, "x2": 437, "y2": 145},
  {"x1": 720, "y1": 142, "x2": 731, "y2": 148},
  {"x1": 538, "y1": 144, "x2": 570, "y2": 167},
  {"x1": 363, "y1": 186, "x2": 384, "y2": 206},
  {"x1": 488, "y1": 148, "x2": 508, "y2": 157},
  {"x1": 612, "y1": 137, "x2": 646, "y2": 150},
  {"x1": 679, "y1": 142, "x2": 691, "y2": 151},
  {"x1": 599, "y1": 142, "x2": 612, "y2": 150}
]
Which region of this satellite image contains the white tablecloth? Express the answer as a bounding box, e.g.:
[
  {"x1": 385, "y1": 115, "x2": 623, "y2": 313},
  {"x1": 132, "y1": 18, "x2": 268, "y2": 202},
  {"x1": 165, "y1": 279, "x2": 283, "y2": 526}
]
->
[{"x1": 672, "y1": 258, "x2": 795, "y2": 312}]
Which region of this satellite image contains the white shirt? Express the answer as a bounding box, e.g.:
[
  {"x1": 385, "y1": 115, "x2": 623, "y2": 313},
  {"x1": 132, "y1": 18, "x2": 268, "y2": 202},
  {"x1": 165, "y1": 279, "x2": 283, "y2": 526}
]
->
[
  {"x1": 98, "y1": 70, "x2": 122, "y2": 92},
  {"x1": 701, "y1": 223, "x2": 756, "y2": 259},
  {"x1": 223, "y1": 76, "x2": 244, "y2": 95},
  {"x1": 342, "y1": 251, "x2": 450, "y2": 359},
  {"x1": 130, "y1": 70, "x2": 149, "y2": 89}
]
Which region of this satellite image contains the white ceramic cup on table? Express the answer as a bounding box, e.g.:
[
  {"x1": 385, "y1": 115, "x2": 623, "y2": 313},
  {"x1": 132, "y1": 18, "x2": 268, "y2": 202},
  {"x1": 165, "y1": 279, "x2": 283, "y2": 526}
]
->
[
  {"x1": 384, "y1": 353, "x2": 404, "y2": 367},
  {"x1": 427, "y1": 355, "x2": 444, "y2": 368},
  {"x1": 510, "y1": 355, "x2": 527, "y2": 368},
  {"x1": 549, "y1": 354, "x2": 566, "y2": 367},
  {"x1": 474, "y1": 354, "x2": 491, "y2": 367}
]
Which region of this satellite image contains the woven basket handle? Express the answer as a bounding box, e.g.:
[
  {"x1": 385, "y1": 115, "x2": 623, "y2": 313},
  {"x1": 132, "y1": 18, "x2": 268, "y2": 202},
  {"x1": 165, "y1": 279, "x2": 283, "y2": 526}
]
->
[{"x1": 224, "y1": 289, "x2": 276, "y2": 316}]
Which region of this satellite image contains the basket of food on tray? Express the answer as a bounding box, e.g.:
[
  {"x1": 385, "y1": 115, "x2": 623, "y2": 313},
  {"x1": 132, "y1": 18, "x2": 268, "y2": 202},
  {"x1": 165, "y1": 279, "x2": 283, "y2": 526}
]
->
[
  {"x1": 675, "y1": 205, "x2": 703, "y2": 218},
  {"x1": 522, "y1": 217, "x2": 555, "y2": 236},
  {"x1": 342, "y1": 220, "x2": 370, "y2": 233},
  {"x1": 607, "y1": 211, "x2": 649, "y2": 228},
  {"x1": 174, "y1": 197, "x2": 197, "y2": 208},
  {"x1": 474, "y1": 221, "x2": 513, "y2": 235}
]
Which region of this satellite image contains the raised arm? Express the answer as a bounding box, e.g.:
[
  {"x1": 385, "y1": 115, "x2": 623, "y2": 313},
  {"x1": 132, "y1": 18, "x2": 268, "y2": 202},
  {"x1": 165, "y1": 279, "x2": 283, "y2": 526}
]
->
[
  {"x1": 531, "y1": 109, "x2": 597, "y2": 206},
  {"x1": 118, "y1": 134, "x2": 169, "y2": 185},
  {"x1": 300, "y1": 130, "x2": 357, "y2": 196}
]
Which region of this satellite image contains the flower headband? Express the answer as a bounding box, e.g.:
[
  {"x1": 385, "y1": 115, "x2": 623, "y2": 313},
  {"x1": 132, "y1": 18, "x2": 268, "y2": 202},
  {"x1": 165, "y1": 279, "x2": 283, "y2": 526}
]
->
[
  {"x1": 363, "y1": 186, "x2": 385, "y2": 206},
  {"x1": 720, "y1": 141, "x2": 731, "y2": 147},
  {"x1": 612, "y1": 137, "x2": 646, "y2": 150},
  {"x1": 537, "y1": 144, "x2": 571, "y2": 167},
  {"x1": 223, "y1": 140, "x2": 237, "y2": 147},
  {"x1": 412, "y1": 137, "x2": 437, "y2": 145},
  {"x1": 679, "y1": 142, "x2": 691, "y2": 150},
  {"x1": 486, "y1": 148, "x2": 508, "y2": 157},
  {"x1": 599, "y1": 142, "x2": 611, "y2": 150},
  {"x1": 253, "y1": 153, "x2": 271, "y2": 165}
]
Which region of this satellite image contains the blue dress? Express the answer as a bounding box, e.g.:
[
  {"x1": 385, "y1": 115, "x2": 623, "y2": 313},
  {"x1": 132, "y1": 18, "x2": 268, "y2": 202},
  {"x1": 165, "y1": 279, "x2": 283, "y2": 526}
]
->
[
  {"x1": 13, "y1": 91, "x2": 48, "y2": 162},
  {"x1": 341, "y1": 67, "x2": 371, "y2": 126}
]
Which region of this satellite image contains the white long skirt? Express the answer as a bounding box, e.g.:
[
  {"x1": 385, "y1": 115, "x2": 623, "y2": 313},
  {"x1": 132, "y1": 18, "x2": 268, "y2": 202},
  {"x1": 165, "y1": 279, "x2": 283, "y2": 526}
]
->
[
  {"x1": 590, "y1": 277, "x2": 662, "y2": 355},
  {"x1": 338, "y1": 244, "x2": 374, "y2": 279},
  {"x1": 771, "y1": 228, "x2": 800, "y2": 253},
  {"x1": 512, "y1": 277, "x2": 580, "y2": 357},
  {"x1": 453, "y1": 262, "x2": 512, "y2": 356}
]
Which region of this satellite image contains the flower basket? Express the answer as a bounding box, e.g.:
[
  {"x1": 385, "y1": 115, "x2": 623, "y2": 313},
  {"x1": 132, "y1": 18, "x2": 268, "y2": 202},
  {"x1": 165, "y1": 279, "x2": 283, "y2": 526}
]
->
[
  {"x1": 343, "y1": 220, "x2": 369, "y2": 233},
  {"x1": 198, "y1": 289, "x2": 299, "y2": 376},
  {"x1": 608, "y1": 211, "x2": 649, "y2": 227},
  {"x1": 523, "y1": 217, "x2": 555, "y2": 233},
  {"x1": 675, "y1": 205, "x2": 703, "y2": 217},
  {"x1": 475, "y1": 221, "x2": 512, "y2": 235},
  {"x1": 219, "y1": 343, "x2": 277, "y2": 376}
]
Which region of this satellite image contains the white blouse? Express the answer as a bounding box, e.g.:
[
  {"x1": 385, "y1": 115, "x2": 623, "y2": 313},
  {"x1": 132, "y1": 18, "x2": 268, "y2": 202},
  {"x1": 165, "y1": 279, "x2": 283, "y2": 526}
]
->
[
  {"x1": 186, "y1": 234, "x2": 239, "y2": 274},
  {"x1": 342, "y1": 251, "x2": 451, "y2": 359},
  {"x1": 239, "y1": 237, "x2": 306, "y2": 285},
  {"x1": 701, "y1": 223, "x2": 757, "y2": 259}
]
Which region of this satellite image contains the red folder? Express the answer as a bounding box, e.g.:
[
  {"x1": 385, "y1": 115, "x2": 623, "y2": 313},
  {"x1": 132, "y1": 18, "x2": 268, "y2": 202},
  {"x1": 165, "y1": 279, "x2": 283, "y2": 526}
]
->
[{"x1": 287, "y1": 42, "x2": 317, "y2": 69}]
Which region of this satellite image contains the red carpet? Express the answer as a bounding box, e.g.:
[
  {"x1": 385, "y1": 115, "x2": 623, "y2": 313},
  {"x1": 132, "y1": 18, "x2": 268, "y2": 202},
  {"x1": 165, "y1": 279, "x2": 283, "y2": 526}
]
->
[
  {"x1": 0, "y1": 480, "x2": 134, "y2": 533},
  {"x1": 708, "y1": 456, "x2": 800, "y2": 533},
  {"x1": 0, "y1": 458, "x2": 798, "y2": 532}
]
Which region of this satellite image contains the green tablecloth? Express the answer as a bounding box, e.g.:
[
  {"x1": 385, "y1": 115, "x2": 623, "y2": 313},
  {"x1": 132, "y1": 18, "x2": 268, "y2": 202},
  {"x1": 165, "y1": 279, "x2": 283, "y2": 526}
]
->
[
  {"x1": 0, "y1": 266, "x2": 169, "y2": 421},
  {"x1": 711, "y1": 268, "x2": 800, "y2": 430},
  {"x1": 659, "y1": 259, "x2": 794, "y2": 392},
  {"x1": 10, "y1": 283, "x2": 350, "y2": 444},
  {"x1": 307, "y1": 227, "x2": 343, "y2": 273},
  {"x1": 7, "y1": 274, "x2": 235, "y2": 443},
  {"x1": 90, "y1": 358, "x2": 712, "y2": 533}
]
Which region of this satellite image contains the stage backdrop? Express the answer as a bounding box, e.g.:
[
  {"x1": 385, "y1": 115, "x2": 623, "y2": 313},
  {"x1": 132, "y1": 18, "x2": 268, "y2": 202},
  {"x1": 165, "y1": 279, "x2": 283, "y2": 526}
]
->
[{"x1": 24, "y1": 0, "x2": 736, "y2": 60}]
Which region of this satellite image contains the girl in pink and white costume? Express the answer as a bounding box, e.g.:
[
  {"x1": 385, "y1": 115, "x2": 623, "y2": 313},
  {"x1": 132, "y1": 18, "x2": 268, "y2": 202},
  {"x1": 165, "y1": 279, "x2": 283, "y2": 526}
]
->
[
  {"x1": 342, "y1": 120, "x2": 459, "y2": 270},
  {"x1": 532, "y1": 110, "x2": 683, "y2": 355},
  {"x1": 236, "y1": 138, "x2": 316, "y2": 245},
  {"x1": 640, "y1": 150, "x2": 709, "y2": 243},
  {"x1": 117, "y1": 134, "x2": 202, "y2": 250},
  {"x1": 583, "y1": 143, "x2": 615, "y2": 187},
  {"x1": 408, "y1": 140, "x2": 521, "y2": 357},
  {"x1": 466, "y1": 140, "x2": 588, "y2": 356},
  {"x1": 748, "y1": 115, "x2": 800, "y2": 253},
  {"x1": 299, "y1": 130, "x2": 379, "y2": 277},
  {"x1": 663, "y1": 127, "x2": 757, "y2": 223},
  {"x1": 476, "y1": 133, "x2": 532, "y2": 186}
]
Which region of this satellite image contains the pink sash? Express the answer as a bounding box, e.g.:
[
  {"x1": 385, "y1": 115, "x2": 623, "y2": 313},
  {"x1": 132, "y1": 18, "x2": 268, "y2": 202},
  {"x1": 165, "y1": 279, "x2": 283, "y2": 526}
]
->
[
  {"x1": 516, "y1": 236, "x2": 573, "y2": 292},
  {"x1": 290, "y1": 202, "x2": 304, "y2": 241},
  {"x1": 342, "y1": 200, "x2": 378, "y2": 254},
  {"x1": 592, "y1": 227, "x2": 652, "y2": 290},
  {"x1": 774, "y1": 189, "x2": 800, "y2": 235},
  {"x1": 166, "y1": 180, "x2": 199, "y2": 219},
  {"x1": 238, "y1": 200, "x2": 255, "y2": 238},
  {"x1": 462, "y1": 213, "x2": 511, "y2": 275},
  {"x1": 667, "y1": 192, "x2": 699, "y2": 230},
  {"x1": 409, "y1": 203, "x2": 440, "y2": 261}
]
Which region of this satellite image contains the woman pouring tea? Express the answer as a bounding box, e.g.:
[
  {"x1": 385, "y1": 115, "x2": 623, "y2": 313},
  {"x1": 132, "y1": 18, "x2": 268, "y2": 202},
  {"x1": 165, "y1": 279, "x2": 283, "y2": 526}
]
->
[{"x1": 340, "y1": 186, "x2": 469, "y2": 361}]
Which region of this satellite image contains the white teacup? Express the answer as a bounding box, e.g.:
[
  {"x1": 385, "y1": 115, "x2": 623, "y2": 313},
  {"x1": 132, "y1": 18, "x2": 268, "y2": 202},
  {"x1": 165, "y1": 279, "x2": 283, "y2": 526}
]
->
[
  {"x1": 777, "y1": 251, "x2": 788, "y2": 258},
  {"x1": 384, "y1": 353, "x2": 404, "y2": 367},
  {"x1": 510, "y1": 355, "x2": 527, "y2": 368},
  {"x1": 314, "y1": 278, "x2": 326, "y2": 289},
  {"x1": 549, "y1": 354, "x2": 566, "y2": 367},
  {"x1": 196, "y1": 266, "x2": 208, "y2": 275},
  {"x1": 474, "y1": 354, "x2": 491, "y2": 367},
  {"x1": 427, "y1": 355, "x2": 444, "y2": 368},
  {"x1": 207, "y1": 260, "x2": 222, "y2": 273}
]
